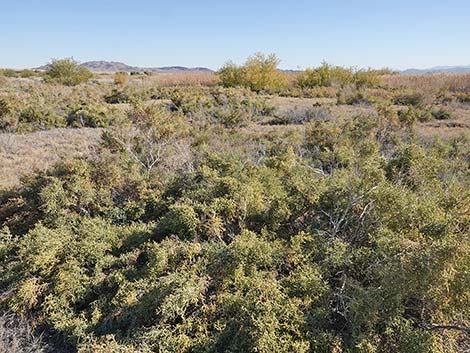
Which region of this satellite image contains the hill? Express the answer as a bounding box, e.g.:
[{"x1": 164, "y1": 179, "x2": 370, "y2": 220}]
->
[
  {"x1": 36, "y1": 60, "x2": 213, "y2": 73},
  {"x1": 401, "y1": 65, "x2": 470, "y2": 75}
]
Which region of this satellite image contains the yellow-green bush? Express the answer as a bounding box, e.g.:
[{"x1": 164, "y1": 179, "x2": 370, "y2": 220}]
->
[
  {"x1": 0, "y1": 74, "x2": 469, "y2": 353},
  {"x1": 218, "y1": 53, "x2": 287, "y2": 92},
  {"x1": 44, "y1": 58, "x2": 93, "y2": 86},
  {"x1": 297, "y1": 63, "x2": 382, "y2": 89}
]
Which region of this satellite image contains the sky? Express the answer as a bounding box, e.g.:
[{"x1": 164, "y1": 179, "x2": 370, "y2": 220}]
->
[{"x1": 1, "y1": 0, "x2": 469, "y2": 70}]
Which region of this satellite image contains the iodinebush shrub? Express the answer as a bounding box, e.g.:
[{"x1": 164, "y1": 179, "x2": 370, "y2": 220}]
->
[
  {"x1": 393, "y1": 91, "x2": 426, "y2": 108},
  {"x1": 1, "y1": 104, "x2": 469, "y2": 352},
  {"x1": 431, "y1": 107, "x2": 453, "y2": 120},
  {"x1": 148, "y1": 86, "x2": 275, "y2": 128},
  {"x1": 269, "y1": 106, "x2": 332, "y2": 125}
]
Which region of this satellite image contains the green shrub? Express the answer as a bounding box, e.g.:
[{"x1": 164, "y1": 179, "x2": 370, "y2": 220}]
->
[
  {"x1": 158, "y1": 203, "x2": 200, "y2": 239},
  {"x1": 0, "y1": 97, "x2": 18, "y2": 131},
  {"x1": 0, "y1": 97, "x2": 12, "y2": 117},
  {"x1": 44, "y1": 58, "x2": 93, "y2": 86},
  {"x1": 67, "y1": 102, "x2": 127, "y2": 128},
  {"x1": 431, "y1": 107, "x2": 452, "y2": 120},
  {"x1": 297, "y1": 64, "x2": 381, "y2": 89},
  {"x1": 0, "y1": 69, "x2": 18, "y2": 78},
  {"x1": 353, "y1": 69, "x2": 381, "y2": 88},
  {"x1": 456, "y1": 92, "x2": 470, "y2": 104},
  {"x1": 217, "y1": 53, "x2": 286, "y2": 92},
  {"x1": 217, "y1": 61, "x2": 245, "y2": 88},
  {"x1": 394, "y1": 91, "x2": 425, "y2": 108},
  {"x1": 19, "y1": 69, "x2": 37, "y2": 78},
  {"x1": 270, "y1": 106, "x2": 332, "y2": 125},
  {"x1": 104, "y1": 89, "x2": 129, "y2": 104},
  {"x1": 1, "y1": 77, "x2": 469, "y2": 353},
  {"x1": 19, "y1": 106, "x2": 64, "y2": 130}
]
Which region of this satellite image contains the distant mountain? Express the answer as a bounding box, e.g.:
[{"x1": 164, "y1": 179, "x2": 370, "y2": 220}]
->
[
  {"x1": 36, "y1": 60, "x2": 213, "y2": 73},
  {"x1": 401, "y1": 65, "x2": 470, "y2": 75}
]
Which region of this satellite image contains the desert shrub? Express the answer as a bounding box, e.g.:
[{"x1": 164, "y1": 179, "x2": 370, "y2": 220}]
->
[
  {"x1": 297, "y1": 64, "x2": 381, "y2": 89},
  {"x1": 104, "y1": 89, "x2": 130, "y2": 104},
  {"x1": 297, "y1": 64, "x2": 333, "y2": 88},
  {"x1": 0, "y1": 97, "x2": 18, "y2": 131},
  {"x1": 1, "y1": 130, "x2": 469, "y2": 352},
  {"x1": 0, "y1": 97, "x2": 12, "y2": 117},
  {"x1": 19, "y1": 106, "x2": 64, "y2": 130},
  {"x1": 394, "y1": 91, "x2": 425, "y2": 108},
  {"x1": 297, "y1": 63, "x2": 354, "y2": 88},
  {"x1": 456, "y1": 92, "x2": 470, "y2": 104},
  {"x1": 337, "y1": 88, "x2": 372, "y2": 105},
  {"x1": 44, "y1": 58, "x2": 93, "y2": 86},
  {"x1": 217, "y1": 61, "x2": 245, "y2": 88},
  {"x1": 211, "y1": 104, "x2": 254, "y2": 128},
  {"x1": 0, "y1": 69, "x2": 18, "y2": 77},
  {"x1": 66, "y1": 105, "x2": 107, "y2": 128},
  {"x1": 217, "y1": 53, "x2": 286, "y2": 92},
  {"x1": 398, "y1": 106, "x2": 433, "y2": 124},
  {"x1": 114, "y1": 71, "x2": 129, "y2": 85},
  {"x1": 270, "y1": 106, "x2": 332, "y2": 125},
  {"x1": 353, "y1": 69, "x2": 381, "y2": 88},
  {"x1": 19, "y1": 69, "x2": 37, "y2": 78},
  {"x1": 102, "y1": 103, "x2": 190, "y2": 173},
  {"x1": 1, "y1": 76, "x2": 469, "y2": 353},
  {"x1": 431, "y1": 107, "x2": 452, "y2": 120}
]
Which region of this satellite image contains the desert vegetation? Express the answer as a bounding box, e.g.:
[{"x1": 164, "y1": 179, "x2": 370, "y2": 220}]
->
[{"x1": 0, "y1": 54, "x2": 469, "y2": 353}]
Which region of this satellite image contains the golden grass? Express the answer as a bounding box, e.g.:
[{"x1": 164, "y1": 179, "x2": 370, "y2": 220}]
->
[
  {"x1": 382, "y1": 73, "x2": 470, "y2": 92},
  {"x1": 125, "y1": 72, "x2": 219, "y2": 87},
  {"x1": 0, "y1": 128, "x2": 102, "y2": 190}
]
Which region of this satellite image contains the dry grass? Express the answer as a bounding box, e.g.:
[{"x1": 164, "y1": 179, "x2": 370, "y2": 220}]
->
[
  {"x1": 0, "y1": 311, "x2": 48, "y2": 353},
  {"x1": 110, "y1": 72, "x2": 219, "y2": 87},
  {"x1": 0, "y1": 311, "x2": 72, "y2": 353},
  {"x1": 382, "y1": 73, "x2": 470, "y2": 93},
  {"x1": 0, "y1": 128, "x2": 102, "y2": 190},
  {"x1": 418, "y1": 107, "x2": 470, "y2": 139}
]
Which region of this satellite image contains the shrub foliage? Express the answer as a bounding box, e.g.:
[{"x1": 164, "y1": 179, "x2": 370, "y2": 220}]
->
[
  {"x1": 1, "y1": 100, "x2": 469, "y2": 352},
  {"x1": 218, "y1": 53, "x2": 286, "y2": 92},
  {"x1": 44, "y1": 58, "x2": 93, "y2": 86}
]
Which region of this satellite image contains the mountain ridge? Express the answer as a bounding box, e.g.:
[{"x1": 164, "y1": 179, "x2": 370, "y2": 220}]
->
[
  {"x1": 401, "y1": 65, "x2": 470, "y2": 75},
  {"x1": 36, "y1": 60, "x2": 214, "y2": 73}
]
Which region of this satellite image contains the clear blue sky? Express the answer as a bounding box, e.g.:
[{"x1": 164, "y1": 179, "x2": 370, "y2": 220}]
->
[{"x1": 1, "y1": 0, "x2": 469, "y2": 70}]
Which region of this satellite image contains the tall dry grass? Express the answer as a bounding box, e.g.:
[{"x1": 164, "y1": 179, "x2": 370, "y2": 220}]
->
[
  {"x1": 134, "y1": 72, "x2": 219, "y2": 86},
  {"x1": 382, "y1": 73, "x2": 470, "y2": 93}
]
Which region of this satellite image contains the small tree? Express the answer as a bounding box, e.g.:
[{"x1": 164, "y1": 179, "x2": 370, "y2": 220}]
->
[
  {"x1": 217, "y1": 61, "x2": 245, "y2": 88},
  {"x1": 44, "y1": 58, "x2": 92, "y2": 86},
  {"x1": 217, "y1": 53, "x2": 286, "y2": 92},
  {"x1": 297, "y1": 63, "x2": 355, "y2": 88},
  {"x1": 243, "y1": 53, "x2": 286, "y2": 92}
]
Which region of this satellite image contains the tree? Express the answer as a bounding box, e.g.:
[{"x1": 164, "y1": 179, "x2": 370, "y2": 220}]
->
[
  {"x1": 44, "y1": 58, "x2": 93, "y2": 86},
  {"x1": 217, "y1": 53, "x2": 286, "y2": 92}
]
